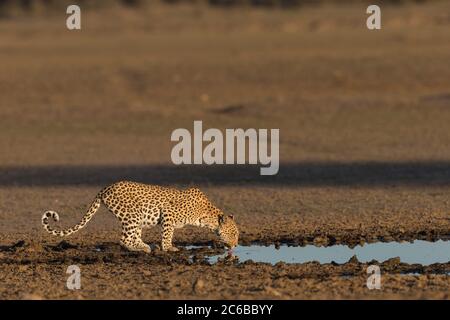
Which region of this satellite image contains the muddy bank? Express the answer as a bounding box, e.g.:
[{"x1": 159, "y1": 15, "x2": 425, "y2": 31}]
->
[{"x1": 1, "y1": 239, "x2": 450, "y2": 300}]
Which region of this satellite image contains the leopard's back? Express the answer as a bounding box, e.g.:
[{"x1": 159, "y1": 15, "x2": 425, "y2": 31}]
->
[{"x1": 101, "y1": 181, "x2": 181, "y2": 226}]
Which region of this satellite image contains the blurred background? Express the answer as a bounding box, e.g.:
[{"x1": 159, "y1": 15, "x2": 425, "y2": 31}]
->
[
  {"x1": 0, "y1": 0, "x2": 449, "y2": 243},
  {"x1": 1, "y1": 0, "x2": 450, "y2": 300}
]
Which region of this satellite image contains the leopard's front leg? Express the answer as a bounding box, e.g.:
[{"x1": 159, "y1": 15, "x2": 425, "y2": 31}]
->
[{"x1": 160, "y1": 208, "x2": 179, "y2": 252}]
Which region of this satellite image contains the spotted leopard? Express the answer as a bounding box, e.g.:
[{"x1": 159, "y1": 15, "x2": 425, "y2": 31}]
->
[{"x1": 41, "y1": 181, "x2": 239, "y2": 253}]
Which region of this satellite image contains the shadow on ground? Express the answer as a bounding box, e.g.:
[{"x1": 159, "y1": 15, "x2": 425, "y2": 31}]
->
[{"x1": 1, "y1": 161, "x2": 450, "y2": 187}]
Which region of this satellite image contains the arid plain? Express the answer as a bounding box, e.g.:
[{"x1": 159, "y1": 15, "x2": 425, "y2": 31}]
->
[{"x1": 1, "y1": 1, "x2": 450, "y2": 299}]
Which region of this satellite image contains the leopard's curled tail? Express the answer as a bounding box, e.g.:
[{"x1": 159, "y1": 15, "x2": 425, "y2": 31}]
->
[{"x1": 42, "y1": 194, "x2": 102, "y2": 237}]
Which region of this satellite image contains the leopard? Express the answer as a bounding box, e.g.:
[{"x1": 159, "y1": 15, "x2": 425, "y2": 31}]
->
[{"x1": 41, "y1": 181, "x2": 239, "y2": 253}]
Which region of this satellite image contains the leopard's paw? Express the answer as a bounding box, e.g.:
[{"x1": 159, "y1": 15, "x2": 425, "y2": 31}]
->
[{"x1": 142, "y1": 245, "x2": 151, "y2": 253}]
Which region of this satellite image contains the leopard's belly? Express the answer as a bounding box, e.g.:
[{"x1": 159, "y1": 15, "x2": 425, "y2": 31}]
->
[{"x1": 141, "y1": 206, "x2": 162, "y2": 227}]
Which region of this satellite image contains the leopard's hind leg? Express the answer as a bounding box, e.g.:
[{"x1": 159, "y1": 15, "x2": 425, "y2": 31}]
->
[
  {"x1": 116, "y1": 209, "x2": 150, "y2": 253},
  {"x1": 120, "y1": 224, "x2": 151, "y2": 253},
  {"x1": 103, "y1": 200, "x2": 151, "y2": 253}
]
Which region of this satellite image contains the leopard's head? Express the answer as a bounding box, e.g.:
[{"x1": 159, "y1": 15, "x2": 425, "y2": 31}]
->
[
  {"x1": 183, "y1": 187, "x2": 239, "y2": 248},
  {"x1": 217, "y1": 214, "x2": 239, "y2": 249}
]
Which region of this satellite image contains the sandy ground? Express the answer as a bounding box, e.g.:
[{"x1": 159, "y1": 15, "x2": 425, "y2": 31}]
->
[{"x1": 1, "y1": 1, "x2": 450, "y2": 299}]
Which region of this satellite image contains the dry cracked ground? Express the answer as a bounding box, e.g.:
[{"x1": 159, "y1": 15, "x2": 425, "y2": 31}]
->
[{"x1": 0, "y1": 1, "x2": 450, "y2": 299}]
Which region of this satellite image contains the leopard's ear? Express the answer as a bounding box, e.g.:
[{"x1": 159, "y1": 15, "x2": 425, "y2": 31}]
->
[{"x1": 228, "y1": 214, "x2": 234, "y2": 220}]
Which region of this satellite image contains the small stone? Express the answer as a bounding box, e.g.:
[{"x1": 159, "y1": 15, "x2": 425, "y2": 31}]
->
[
  {"x1": 142, "y1": 269, "x2": 152, "y2": 276},
  {"x1": 264, "y1": 286, "x2": 282, "y2": 297},
  {"x1": 18, "y1": 265, "x2": 29, "y2": 272},
  {"x1": 193, "y1": 278, "x2": 205, "y2": 292},
  {"x1": 313, "y1": 236, "x2": 328, "y2": 246},
  {"x1": 385, "y1": 257, "x2": 401, "y2": 265},
  {"x1": 22, "y1": 293, "x2": 43, "y2": 300},
  {"x1": 348, "y1": 255, "x2": 359, "y2": 264}
]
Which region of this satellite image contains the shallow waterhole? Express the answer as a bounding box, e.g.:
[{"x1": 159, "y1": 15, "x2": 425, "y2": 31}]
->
[{"x1": 189, "y1": 240, "x2": 450, "y2": 266}]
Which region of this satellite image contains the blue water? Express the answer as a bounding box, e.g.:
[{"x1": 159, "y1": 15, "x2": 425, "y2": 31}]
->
[{"x1": 207, "y1": 240, "x2": 450, "y2": 265}]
